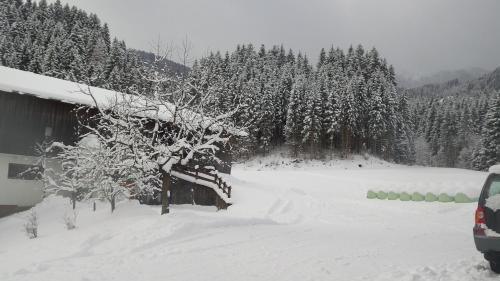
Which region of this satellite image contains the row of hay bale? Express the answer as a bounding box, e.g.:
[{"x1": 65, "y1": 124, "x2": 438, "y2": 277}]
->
[{"x1": 366, "y1": 190, "x2": 476, "y2": 203}]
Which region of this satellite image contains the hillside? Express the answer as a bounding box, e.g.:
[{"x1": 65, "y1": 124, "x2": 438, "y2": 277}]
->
[
  {"x1": 0, "y1": 158, "x2": 491, "y2": 281},
  {"x1": 133, "y1": 49, "x2": 190, "y2": 75},
  {"x1": 407, "y1": 67, "x2": 500, "y2": 98},
  {"x1": 397, "y1": 67, "x2": 489, "y2": 89}
]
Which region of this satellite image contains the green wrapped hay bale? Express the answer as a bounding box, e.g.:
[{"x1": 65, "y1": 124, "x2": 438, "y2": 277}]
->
[
  {"x1": 400, "y1": 192, "x2": 411, "y2": 201},
  {"x1": 377, "y1": 191, "x2": 388, "y2": 200},
  {"x1": 454, "y1": 192, "x2": 473, "y2": 203},
  {"x1": 367, "y1": 190, "x2": 377, "y2": 199},
  {"x1": 388, "y1": 191, "x2": 399, "y2": 200},
  {"x1": 438, "y1": 193, "x2": 454, "y2": 203},
  {"x1": 425, "y1": 192, "x2": 438, "y2": 202},
  {"x1": 412, "y1": 192, "x2": 425, "y2": 202}
]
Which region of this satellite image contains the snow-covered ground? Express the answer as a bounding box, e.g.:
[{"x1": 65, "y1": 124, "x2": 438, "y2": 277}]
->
[{"x1": 0, "y1": 156, "x2": 496, "y2": 281}]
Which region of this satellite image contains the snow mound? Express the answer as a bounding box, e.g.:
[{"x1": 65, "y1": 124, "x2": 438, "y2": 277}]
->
[
  {"x1": 238, "y1": 151, "x2": 397, "y2": 171},
  {"x1": 489, "y1": 165, "x2": 500, "y2": 174},
  {"x1": 374, "y1": 259, "x2": 496, "y2": 281},
  {"x1": 485, "y1": 194, "x2": 500, "y2": 211}
]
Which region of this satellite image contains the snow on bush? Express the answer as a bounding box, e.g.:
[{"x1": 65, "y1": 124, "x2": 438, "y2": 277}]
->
[
  {"x1": 24, "y1": 210, "x2": 38, "y2": 239},
  {"x1": 63, "y1": 210, "x2": 78, "y2": 230},
  {"x1": 485, "y1": 194, "x2": 500, "y2": 212}
]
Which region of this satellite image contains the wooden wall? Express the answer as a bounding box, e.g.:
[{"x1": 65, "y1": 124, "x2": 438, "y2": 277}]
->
[{"x1": 0, "y1": 91, "x2": 79, "y2": 156}]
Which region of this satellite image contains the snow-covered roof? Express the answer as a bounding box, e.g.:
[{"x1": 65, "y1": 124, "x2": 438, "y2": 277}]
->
[
  {"x1": 489, "y1": 165, "x2": 500, "y2": 174},
  {"x1": 0, "y1": 66, "x2": 127, "y2": 107},
  {"x1": 0, "y1": 66, "x2": 246, "y2": 136}
]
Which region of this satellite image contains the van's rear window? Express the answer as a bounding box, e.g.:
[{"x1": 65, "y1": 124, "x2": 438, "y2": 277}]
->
[{"x1": 488, "y1": 175, "x2": 500, "y2": 197}]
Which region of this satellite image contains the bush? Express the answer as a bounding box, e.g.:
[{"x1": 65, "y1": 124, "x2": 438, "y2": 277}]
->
[
  {"x1": 412, "y1": 192, "x2": 425, "y2": 202},
  {"x1": 377, "y1": 191, "x2": 388, "y2": 200},
  {"x1": 24, "y1": 210, "x2": 38, "y2": 239},
  {"x1": 367, "y1": 190, "x2": 377, "y2": 199},
  {"x1": 425, "y1": 192, "x2": 438, "y2": 202},
  {"x1": 438, "y1": 193, "x2": 454, "y2": 203},
  {"x1": 388, "y1": 191, "x2": 399, "y2": 200},
  {"x1": 400, "y1": 192, "x2": 411, "y2": 201}
]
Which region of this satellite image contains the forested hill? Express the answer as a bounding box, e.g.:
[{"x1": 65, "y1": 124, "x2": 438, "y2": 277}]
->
[
  {"x1": 194, "y1": 44, "x2": 415, "y2": 164},
  {"x1": 407, "y1": 66, "x2": 500, "y2": 98},
  {"x1": 407, "y1": 66, "x2": 500, "y2": 170},
  {"x1": 397, "y1": 67, "x2": 489, "y2": 89},
  {"x1": 133, "y1": 49, "x2": 189, "y2": 75},
  {"x1": 0, "y1": 0, "x2": 186, "y2": 93}
]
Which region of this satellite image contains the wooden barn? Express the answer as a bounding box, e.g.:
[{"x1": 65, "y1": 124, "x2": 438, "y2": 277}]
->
[{"x1": 0, "y1": 66, "x2": 235, "y2": 216}]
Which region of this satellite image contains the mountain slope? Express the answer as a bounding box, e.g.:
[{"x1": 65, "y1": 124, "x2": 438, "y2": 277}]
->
[
  {"x1": 407, "y1": 66, "x2": 500, "y2": 98},
  {"x1": 398, "y1": 67, "x2": 489, "y2": 89}
]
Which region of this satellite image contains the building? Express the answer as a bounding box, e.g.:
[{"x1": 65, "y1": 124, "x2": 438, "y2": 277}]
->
[{"x1": 0, "y1": 66, "x2": 234, "y2": 216}]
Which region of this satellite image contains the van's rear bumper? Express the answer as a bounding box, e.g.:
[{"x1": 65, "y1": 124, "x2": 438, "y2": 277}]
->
[{"x1": 474, "y1": 234, "x2": 500, "y2": 253}]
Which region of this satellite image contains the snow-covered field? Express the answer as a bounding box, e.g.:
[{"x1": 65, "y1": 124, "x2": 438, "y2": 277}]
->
[{"x1": 0, "y1": 156, "x2": 496, "y2": 281}]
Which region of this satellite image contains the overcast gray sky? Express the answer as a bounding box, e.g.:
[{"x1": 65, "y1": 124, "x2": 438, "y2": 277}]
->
[{"x1": 49, "y1": 0, "x2": 500, "y2": 76}]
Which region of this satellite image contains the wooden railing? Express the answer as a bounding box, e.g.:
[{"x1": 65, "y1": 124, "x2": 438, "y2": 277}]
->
[{"x1": 172, "y1": 164, "x2": 232, "y2": 199}]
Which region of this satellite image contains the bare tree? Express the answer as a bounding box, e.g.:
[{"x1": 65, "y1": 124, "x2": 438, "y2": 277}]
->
[
  {"x1": 79, "y1": 49, "x2": 242, "y2": 214},
  {"x1": 38, "y1": 41, "x2": 242, "y2": 215}
]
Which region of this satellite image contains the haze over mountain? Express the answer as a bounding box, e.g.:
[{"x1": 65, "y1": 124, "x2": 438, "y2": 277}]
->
[
  {"x1": 407, "y1": 66, "x2": 500, "y2": 98},
  {"x1": 397, "y1": 67, "x2": 490, "y2": 89}
]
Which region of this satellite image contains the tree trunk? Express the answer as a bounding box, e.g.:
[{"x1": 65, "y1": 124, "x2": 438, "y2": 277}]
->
[
  {"x1": 110, "y1": 196, "x2": 115, "y2": 213},
  {"x1": 161, "y1": 171, "x2": 171, "y2": 215}
]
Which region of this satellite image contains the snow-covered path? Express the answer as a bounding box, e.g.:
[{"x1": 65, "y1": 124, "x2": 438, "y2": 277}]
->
[{"x1": 0, "y1": 160, "x2": 497, "y2": 280}]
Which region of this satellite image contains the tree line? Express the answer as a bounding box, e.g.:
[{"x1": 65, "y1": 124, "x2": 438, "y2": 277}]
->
[
  {"x1": 410, "y1": 91, "x2": 500, "y2": 171},
  {"x1": 15, "y1": 0, "x2": 500, "y2": 169},
  {"x1": 190, "y1": 44, "x2": 415, "y2": 163}
]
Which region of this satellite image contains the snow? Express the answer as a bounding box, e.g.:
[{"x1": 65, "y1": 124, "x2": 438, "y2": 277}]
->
[
  {"x1": 0, "y1": 66, "x2": 126, "y2": 108},
  {"x1": 0, "y1": 158, "x2": 493, "y2": 281},
  {"x1": 239, "y1": 153, "x2": 483, "y2": 198},
  {"x1": 489, "y1": 165, "x2": 500, "y2": 174},
  {"x1": 485, "y1": 228, "x2": 500, "y2": 238},
  {"x1": 485, "y1": 194, "x2": 500, "y2": 212}
]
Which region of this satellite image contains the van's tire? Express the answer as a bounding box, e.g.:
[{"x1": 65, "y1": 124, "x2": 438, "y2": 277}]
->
[{"x1": 490, "y1": 260, "x2": 500, "y2": 274}]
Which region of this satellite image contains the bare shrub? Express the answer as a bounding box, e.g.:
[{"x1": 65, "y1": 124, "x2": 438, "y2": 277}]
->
[
  {"x1": 63, "y1": 210, "x2": 77, "y2": 230},
  {"x1": 24, "y1": 210, "x2": 38, "y2": 239}
]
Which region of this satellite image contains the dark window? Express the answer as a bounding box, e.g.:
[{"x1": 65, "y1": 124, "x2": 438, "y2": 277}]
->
[{"x1": 7, "y1": 163, "x2": 43, "y2": 180}]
